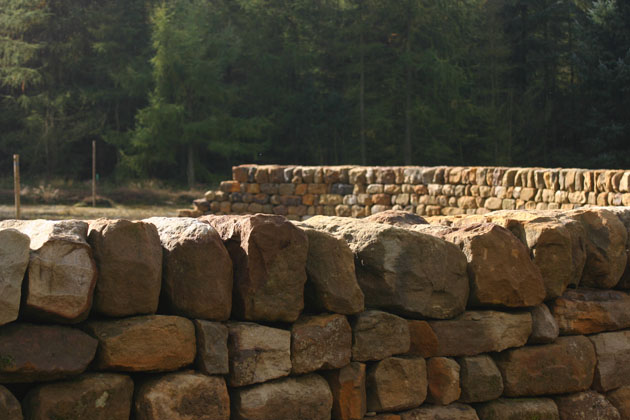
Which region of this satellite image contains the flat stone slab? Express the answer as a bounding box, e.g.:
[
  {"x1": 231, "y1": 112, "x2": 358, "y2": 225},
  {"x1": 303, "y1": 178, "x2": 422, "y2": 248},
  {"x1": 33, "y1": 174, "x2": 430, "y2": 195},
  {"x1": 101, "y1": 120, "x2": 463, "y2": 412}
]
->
[{"x1": 475, "y1": 398, "x2": 559, "y2": 420}]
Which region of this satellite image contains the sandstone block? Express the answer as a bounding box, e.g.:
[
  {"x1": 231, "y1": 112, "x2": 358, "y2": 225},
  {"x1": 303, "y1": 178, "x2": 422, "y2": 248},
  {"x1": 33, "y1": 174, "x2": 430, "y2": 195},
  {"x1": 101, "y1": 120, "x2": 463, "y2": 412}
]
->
[
  {"x1": 352, "y1": 310, "x2": 410, "y2": 362},
  {"x1": 0, "y1": 229, "x2": 29, "y2": 326},
  {"x1": 194, "y1": 320, "x2": 228, "y2": 375},
  {"x1": 399, "y1": 403, "x2": 479, "y2": 420},
  {"x1": 475, "y1": 398, "x2": 559, "y2": 420},
  {"x1": 529, "y1": 303, "x2": 559, "y2": 344},
  {"x1": 589, "y1": 330, "x2": 630, "y2": 392},
  {"x1": 22, "y1": 373, "x2": 133, "y2": 420},
  {"x1": 231, "y1": 374, "x2": 333, "y2": 420},
  {"x1": 607, "y1": 386, "x2": 630, "y2": 420},
  {"x1": 88, "y1": 219, "x2": 162, "y2": 317},
  {"x1": 407, "y1": 320, "x2": 438, "y2": 358},
  {"x1": 428, "y1": 311, "x2": 532, "y2": 357},
  {"x1": 0, "y1": 220, "x2": 96, "y2": 323},
  {"x1": 494, "y1": 336, "x2": 596, "y2": 396},
  {"x1": 227, "y1": 322, "x2": 291, "y2": 387},
  {"x1": 364, "y1": 210, "x2": 428, "y2": 227},
  {"x1": 366, "y1": 357, "x2": 427, "y2": 412},
  {"x1": 457, "y1": 355, "x2": 503, "y2": 403},
  {"x1": 303, "y1": 216, "x2": 468, "y2": 319},
  {"x1": 426, "y1": 357, "x2": 460, "y2": 405},
  {"x1": 146, "y1": 217, "x2": 232, "y2": 320},
  {"x1": 555, "y1": 391, "x2": 620, "y2": 420},
  {"x1": 0, "y1": 323, "x2": 97, "y2": 383},
  {"x1": 292, "y1": 314, "x2": 352, "y2": 374},
  {"x1": 135, "y1": 371, "x2": 229, "y2": 420},
  {"x1": 200, "y1": 214, "x2": 308, "y2": 322},
  {"x1": 323, "y1": 362, "x2": 366, "y2": 420},
  {"x1": 83, "y1": 315, "x2": 196, "y2": 372},
  {"x1": 0, "y1": 385, "x2": 22, "y2": 420},
  {"x1": 551, "y1": 289, "x2": 630, "y2": 335},
  {"x1": 299, "y1": 227, "x2": 364, "y2": 314},
  {"x1": 367, "y1": 415, "x2": 400, "y2": 420}
]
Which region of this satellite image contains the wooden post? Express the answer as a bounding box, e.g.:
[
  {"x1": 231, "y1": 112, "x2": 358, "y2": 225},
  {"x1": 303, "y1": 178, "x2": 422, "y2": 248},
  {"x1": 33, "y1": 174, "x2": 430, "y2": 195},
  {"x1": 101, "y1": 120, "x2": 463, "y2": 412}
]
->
[
  {"x1": 13, "y1": 154, "x2": 21, "y2": 219},
  {"x1": 92, "y1": 140, "x2": 96, "y2": 207}
]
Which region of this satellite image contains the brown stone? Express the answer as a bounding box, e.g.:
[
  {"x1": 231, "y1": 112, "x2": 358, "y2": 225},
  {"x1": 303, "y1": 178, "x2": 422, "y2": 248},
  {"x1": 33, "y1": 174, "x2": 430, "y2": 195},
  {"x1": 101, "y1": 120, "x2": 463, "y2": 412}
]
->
[
  {"x1": 551, "y1": 289, "x2": 630, "y2": 335},
  {"x1": 291, "y1": 314, "x2": 352, "y2": 374},
  {"x1": 400, "y1": 403, "x2": 479, "y2": 420},
  {"x1": 475, "y1": 398, "x2": 559, "y2": 420},
  {"x1": 352, "y1": 310, "x2": 410, "y2": 362},
  {"x1": 194, "y1": 320, "x2": 228, "y2": 375},
  {"x1": 0, "y1": 220, "x2": 97, "y2": 323},
  {"x1": 366, "y1": 415, "x2": 400, "y2": 420},
  {"x1": 0, "y1": 323, "x2": 97, "y2": 383},
  {"x1": 563, "y1": 209, "x2": 627, "y2": 288},
  {"x1": 299, "y1": 226, "x2": 364, "y2": 315},
  {"x1": 0, "y1": 229, "x2": 29, "y2": 326},
  {"x1": 303, "y1": 216, "x2": 469, "y2": 319},
  {"x1": 231, "y1": 373, "x2": 333, "y2": 420},
  {"x1": 555, "y1": 391, "x2": 620, "y2": 420},
  {"x1": 433, "y1": 223, "x2": 545, "y2": 308},
  {"x1": 135, "y1": 371, "x2": 229, "y2": 420},
  {"x1": 457, "y1": 355, "x2": 503, "y2": 403},
  {"x1": 366, "y1": 357, "x2": 427, "y2": 412},
  {"x1": 0, "y1": 385, "x2": 22, "y2": 420},
  {"x1": 146, "y1": 217, "x2": 232, "y2": 320},
  {"x1": 428, "y1": 310, "x2": 532, "y2": 357},
  {"x1": 323, "y1": 362, "x2": 366, "y2": 420},
  {"x1": 607, "y1": 386, "x2": 630, "y2": 420},
  {"x1": 426, "y1": 357, "x2": 460, "y2": 405},
  {"x1": 407, "y1": 320, "x2": 438, "y2": 358},
  {"x1": 364, "y1": 210, "x2": 428, "y2": 227},
  {"x1": 200, "y1": 214, "x2": 308, "y2": 322},
  {"x1": 589, "y1": 330, "x2": 630, "y2": 392},
  {"x1": 227, "y1": 322, "x2": 291, "y2": 387},
  {"x1": 602, "y1": 207, "x2": 630, "y2": 289},
  {"x1": 22, "y1": 373, "x2": 133, "y2": 420},
  {"x1": 529, "y1": 303, "x2": 559, "y2": 344},
  {"x1": 88, "y1": 219, "x2": 162, "y2": 317},
  {"x1": 83, "y1": 315, "x2": 196, "y2": 372},
  {"x1": 494, "y1": 336, "x2": 596, "y2": 396}
]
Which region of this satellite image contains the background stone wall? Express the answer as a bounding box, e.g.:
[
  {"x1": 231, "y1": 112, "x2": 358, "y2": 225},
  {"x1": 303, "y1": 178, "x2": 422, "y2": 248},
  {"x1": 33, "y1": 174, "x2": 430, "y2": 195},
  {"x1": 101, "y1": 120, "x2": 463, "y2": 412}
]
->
[
  {"x1": 2, "y1": 208, "x2": 630, "y2": 419},
  {"x1": 182, "y1": 165, "x2": 630, "y2": 219}
]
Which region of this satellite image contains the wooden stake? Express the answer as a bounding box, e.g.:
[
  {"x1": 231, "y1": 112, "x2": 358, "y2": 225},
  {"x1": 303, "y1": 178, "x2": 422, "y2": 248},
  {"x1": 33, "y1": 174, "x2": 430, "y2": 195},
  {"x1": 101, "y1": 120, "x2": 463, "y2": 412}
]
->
[
  {"x1": 13, "y1": 154, "x2": 21, "y2": 219},
  {"x1": 92, "y1": 140, "x2": 96, "y2": 207}
]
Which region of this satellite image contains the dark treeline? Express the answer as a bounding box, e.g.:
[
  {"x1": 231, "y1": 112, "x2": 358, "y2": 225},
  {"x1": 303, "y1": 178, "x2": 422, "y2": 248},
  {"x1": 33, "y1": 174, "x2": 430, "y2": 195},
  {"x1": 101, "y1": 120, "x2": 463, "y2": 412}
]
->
[{"x1": 1, "y1": 0, "x2": 629, "y2": 186}]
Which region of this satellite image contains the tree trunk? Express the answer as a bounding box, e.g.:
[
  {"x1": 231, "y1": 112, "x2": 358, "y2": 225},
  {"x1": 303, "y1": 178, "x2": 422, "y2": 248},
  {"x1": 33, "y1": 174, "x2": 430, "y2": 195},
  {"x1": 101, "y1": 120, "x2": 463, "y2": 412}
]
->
[
  {"x1": 359, "y1": 5, "x2": 367, "y2": 165},
  {"x1": 404, "y1": 15, "x2": 413, "y2": 165},
  {"x1": 187, "y1": 144, "x2": 195, "y2": 189}
]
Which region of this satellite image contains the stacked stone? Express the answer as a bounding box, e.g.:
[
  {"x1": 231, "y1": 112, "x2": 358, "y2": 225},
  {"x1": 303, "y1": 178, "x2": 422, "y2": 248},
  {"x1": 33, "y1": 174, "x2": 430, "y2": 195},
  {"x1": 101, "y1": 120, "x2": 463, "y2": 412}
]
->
[
  {"x1": 2, "y1": 207, "x2": 630, "y2": 419},
  {"x1": 182, "y1": 165, "x2": 630, "y2": 220}
]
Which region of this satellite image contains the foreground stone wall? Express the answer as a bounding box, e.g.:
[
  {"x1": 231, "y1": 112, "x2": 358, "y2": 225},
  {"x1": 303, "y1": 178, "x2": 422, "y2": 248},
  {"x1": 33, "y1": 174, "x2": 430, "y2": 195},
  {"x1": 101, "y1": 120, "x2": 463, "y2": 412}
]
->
[
  {"x1": 182, "y1": 165, "x2": 630, "y2": 219},
  {"x1": 2, "y1": 208, "x2": 630, "y2": 419}
]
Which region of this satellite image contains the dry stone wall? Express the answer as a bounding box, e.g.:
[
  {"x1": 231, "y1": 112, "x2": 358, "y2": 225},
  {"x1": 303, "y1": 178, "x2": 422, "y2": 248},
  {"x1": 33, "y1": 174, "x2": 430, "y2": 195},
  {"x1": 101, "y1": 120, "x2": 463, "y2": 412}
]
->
[
  {"x1": 182, "y1": 165, "x2": 630, "y2": 219},
  {"x1": 2, "y1": 208, "x2": 630, "y2": 419}
]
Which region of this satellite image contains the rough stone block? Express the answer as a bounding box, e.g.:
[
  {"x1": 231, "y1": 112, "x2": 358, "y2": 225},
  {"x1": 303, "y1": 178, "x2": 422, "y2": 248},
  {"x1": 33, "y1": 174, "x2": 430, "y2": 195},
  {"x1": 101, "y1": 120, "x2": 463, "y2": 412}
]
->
[
  {"x1": 88, "y1": 219, "x2": 162, "y2": 317},
  {"x1": 351, "y1": 310, "x2": 410, "y2": 362},
  {"x1": 146, "y1": 217, "x2": 233, "y2": 320},
  {"x1": 364, "y1": 209, "x2": 428, "y2": 227},
  {"x1": 366, "y1": 357, "x2": 427, "y2": 412},
  {"x1": 554, "y1": 391, "x2": 620, "y2": 420},
  {"x1": 529, "y1": 303, "x2": 559, "y2": 344},
  {"x1": 399, "y1": 403, "x2": 479, "y2": 420},
  {"x1": 135, "y1": 371, "x2": 229, "y2": 420},
  {"x1": 607, "y1": 386, "x2": 630, "y2": 420},
  {"x1": 227, "y1": 322, "x2": 291, "y2": 387},
  {"x1": 323, "y1": 362, "x2": 366, "y2": 420},
  {"x1": 457, "y1": 355, "x2": 503, "y2": 403},
  {"x1": 426, "y1": 357, "x2": 460, "y2": 405},
  {"x1": 494, "y1": 336, "x2": 596, "y2": 396},
  {"x1": 0, "y1": 385, "x2": 22, "y2": 420},
  {"x1": 0, "y1": 220, "x2": 97, "y2": 323},
  {"x1": 194, "y1": 320, "x2": 228, "y2": 375},
  {"x1": 428, "y1": 310, "x2": 532, "y2": 357},
  {"x1": 303, "y1": 216, "x2": 469, "y2": 319},
  {"x1": 22, "y1": 373, "x2": 133, "y2": 420},
  {"x1": 475, "y1": 398, "x2": 559, "y2": 420},
  {"x1": 231, "y1": 374, "x2": 333, "y2": 420},
  {"x1": 291, "y1": 314, "x2": 352, "y2": 374},
  {"x1": 200, "y1": 214, "x2": 308, "y2": 322},
  {"x1": 407, "y1": 320, "x2": 438, "y2": 358},
  {"x1": 589, "y1": 330, "x2": 630, "y2": 392},
  {"x1": 551, "y1": 289, "x2": 630, "y2": 335},
  {"x1": 0, "y1": 324, "x2": 97, "y2": 383},
  {"x1": 83, "y1": 315, "x2": 196, "y2": 373},
  {"x1": 0, "y1": 229, "x2": 29, "y2": 326}
]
